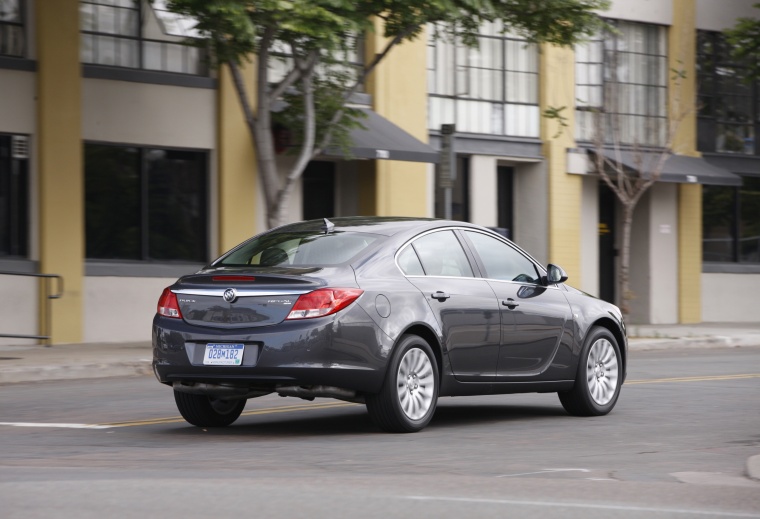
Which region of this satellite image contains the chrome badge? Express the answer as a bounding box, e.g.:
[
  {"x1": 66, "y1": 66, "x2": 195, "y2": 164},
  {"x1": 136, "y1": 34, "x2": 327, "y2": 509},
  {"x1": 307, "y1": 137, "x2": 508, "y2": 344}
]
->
[{"x1": 223, "y1": 288, "x2": 237, "y2": 303}]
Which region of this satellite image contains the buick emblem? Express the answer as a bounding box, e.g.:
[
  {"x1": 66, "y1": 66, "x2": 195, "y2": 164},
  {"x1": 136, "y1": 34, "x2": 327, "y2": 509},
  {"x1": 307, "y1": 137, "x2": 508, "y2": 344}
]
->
[{"x1": 223, "y1": 288, "x2": 237, "y2": 303}]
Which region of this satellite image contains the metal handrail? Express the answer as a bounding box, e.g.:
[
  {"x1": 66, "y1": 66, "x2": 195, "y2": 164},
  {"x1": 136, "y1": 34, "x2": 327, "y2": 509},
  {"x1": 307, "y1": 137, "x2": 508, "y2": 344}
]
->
[{"x1": 0, "y1": 270, "x2": 63, "y2": 346}]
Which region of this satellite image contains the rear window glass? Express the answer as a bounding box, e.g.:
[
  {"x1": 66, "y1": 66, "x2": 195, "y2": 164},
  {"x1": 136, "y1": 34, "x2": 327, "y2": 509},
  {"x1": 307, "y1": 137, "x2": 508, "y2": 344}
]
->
[{"x1": 216, "y1": 231, "x2": 382, "y2": 266}]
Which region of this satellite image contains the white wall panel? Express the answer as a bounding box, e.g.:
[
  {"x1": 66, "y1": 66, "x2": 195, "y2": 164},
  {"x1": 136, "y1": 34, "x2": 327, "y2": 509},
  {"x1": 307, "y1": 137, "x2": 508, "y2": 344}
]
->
[
  {"x1": 82, "y1": 79, "x2": 215, "y2": 148},
  {"x1": 83, "y1": 276, "x2": 178, "y2": 343},
  {"x1": 697, "y1": 0, "x2": 757, "y2": 31},
  {"x1": 0, "y1": 71, "x2": 35, "y2": 134},
  {"x1": 603, "y1": 0, "x2": 673, "y2": 25},
  {"x1": 702, "y1": 273, "x2": 760, "y2": 322},
  {"x1": 0, "y1": 275, "x2": 38, "y2": 345}
]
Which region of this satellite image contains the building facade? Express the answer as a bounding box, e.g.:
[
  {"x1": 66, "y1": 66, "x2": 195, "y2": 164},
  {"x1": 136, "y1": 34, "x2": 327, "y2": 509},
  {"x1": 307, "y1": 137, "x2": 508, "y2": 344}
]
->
[{"x1": 0, "y1": 0, "x2": 757, "y2": 345}]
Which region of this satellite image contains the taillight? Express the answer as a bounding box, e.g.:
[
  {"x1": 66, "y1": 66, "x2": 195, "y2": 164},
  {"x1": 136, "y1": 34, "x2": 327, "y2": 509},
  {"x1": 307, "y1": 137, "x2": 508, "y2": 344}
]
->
[
  {"x1": 157, "y1": 288, "x2": 182, "y2": 319},
  {"x1": 286, "y1": 288, "x2": 363, "y2": 320}
]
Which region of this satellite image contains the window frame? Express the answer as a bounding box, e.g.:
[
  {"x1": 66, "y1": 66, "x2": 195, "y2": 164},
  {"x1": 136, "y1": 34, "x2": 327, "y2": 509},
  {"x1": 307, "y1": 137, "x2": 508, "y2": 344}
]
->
[
  {"x1": 0, "y1": 0, "x2": 25, "y2": 58},
  {"x1": 80, "y1": 0, "x2": 208, "y2": 76},
  {"x1": 0, "y1": 133, "x2": 29, "y2": 259},
  {"x1": 575, "y1": 19, "x2": 668, "y2": 147},
  {"x1": 84, "y1": 141, "x2": 210, "y2": 264},
  {"x1": 427, "y1": 22, "x2": 540, "y2": 137},
  {"x1": 703, "y1": 179, "x2": 760, "y2": 265},
  {"x1": 696, "y1": 30, "x2": 759, "y2": 156}
]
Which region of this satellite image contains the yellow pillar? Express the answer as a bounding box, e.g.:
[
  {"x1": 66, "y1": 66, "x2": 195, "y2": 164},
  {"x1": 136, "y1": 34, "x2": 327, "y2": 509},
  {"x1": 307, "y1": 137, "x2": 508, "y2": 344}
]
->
[
  {"x1": 671, "y1": 0, "x2": 701, "y2": 323},
  {"x1": 218, "y1": 63, "x2": 258, "y2": 253},
  {"x1": 540, "y1": 44, "x2": 582, "y2": 284},
  {"x1": 365, "y1": 22, "x2": 429, "y2": 217},
  {"x1": 36, "y1": 0, "x2": 83, "y2": 344}
]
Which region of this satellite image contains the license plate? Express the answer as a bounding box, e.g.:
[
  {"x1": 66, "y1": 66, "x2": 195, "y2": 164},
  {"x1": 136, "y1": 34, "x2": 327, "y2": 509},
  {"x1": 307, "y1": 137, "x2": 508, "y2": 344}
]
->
[{"x1": 203, "y1": 343, "x2": 244, "y2": 366}]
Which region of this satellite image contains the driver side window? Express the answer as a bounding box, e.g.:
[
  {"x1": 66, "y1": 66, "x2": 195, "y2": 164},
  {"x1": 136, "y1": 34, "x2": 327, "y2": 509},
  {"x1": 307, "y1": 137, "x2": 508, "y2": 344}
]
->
[{"x1": 464, "y1": 231, "x2": 539, "y2": 283}]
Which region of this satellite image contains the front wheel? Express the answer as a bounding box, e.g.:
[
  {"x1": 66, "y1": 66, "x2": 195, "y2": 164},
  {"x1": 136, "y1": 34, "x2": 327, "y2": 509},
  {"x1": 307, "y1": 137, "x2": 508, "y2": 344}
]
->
[
  {"x1": 559, "y1": 326, "x2": 622, "y2": 416},
  {"x1": 366, "y1": 335, "x2": 439, "y2": 433},
  {"x1": 174, "y1": 391, "x2": 246, "y2": 427}
]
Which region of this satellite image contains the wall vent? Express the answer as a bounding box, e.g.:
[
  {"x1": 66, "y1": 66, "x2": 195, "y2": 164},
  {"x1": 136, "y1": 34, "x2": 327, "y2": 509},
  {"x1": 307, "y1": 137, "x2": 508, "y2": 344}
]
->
[{"x1": 11, "y1": 136, "x2": 29, "y2": 160}]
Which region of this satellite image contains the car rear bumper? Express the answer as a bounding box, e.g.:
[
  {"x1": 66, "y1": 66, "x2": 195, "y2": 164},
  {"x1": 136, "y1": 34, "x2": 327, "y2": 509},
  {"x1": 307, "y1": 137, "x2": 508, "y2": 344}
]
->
[{"x1": 152, "y1": 304, "x2": 393, "y2": 394}]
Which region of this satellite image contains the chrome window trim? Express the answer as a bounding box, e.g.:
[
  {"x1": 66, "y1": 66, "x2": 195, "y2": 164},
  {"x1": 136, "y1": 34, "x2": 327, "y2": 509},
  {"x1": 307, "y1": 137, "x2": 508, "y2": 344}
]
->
[{"x1": 394, "y1": 226, "x2": 549, "y2": 284}]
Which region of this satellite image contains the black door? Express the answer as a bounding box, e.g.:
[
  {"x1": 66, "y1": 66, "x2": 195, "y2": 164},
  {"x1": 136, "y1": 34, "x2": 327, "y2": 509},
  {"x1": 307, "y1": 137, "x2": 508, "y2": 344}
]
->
[
  {"x1": 599, "y1": 183, "x2": 616, "y2": 304},
  {"x1": 405, "y1": 230, "x2": 500, "y2": 381},
  {"x1": 302, "y1": 161, "x2": 335, "y2": 220},
  {"x1": 497, "y1": 166, "x2": 514, "y2": 239}
]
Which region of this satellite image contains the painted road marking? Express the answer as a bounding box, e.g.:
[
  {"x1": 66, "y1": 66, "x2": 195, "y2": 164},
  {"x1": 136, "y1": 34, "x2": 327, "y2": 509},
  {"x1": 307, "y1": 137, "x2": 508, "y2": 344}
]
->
[
  {"x1": 627, "y1": 373, "x2": 760, "y2": 385},
  {"x1": 497, "y1": 468, "x2": 590, "y2": 478},
  {"x1": 404, "y1": 496, "x2": 760, "y2": 518},
  {"x1": 1, "y1": 374, "x2": 756, "y2": 430},
  {"x1": 101, "y1": 401, "x2": 358, "y2": 428},
  {"x1": 0, "y1": 422, "x2": 114, "y2": 429}
]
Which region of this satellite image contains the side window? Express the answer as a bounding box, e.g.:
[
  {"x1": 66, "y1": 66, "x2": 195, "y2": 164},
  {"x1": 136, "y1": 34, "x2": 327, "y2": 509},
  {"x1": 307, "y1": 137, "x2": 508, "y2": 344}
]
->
[
  {"x1": 397, "y1": 245, "x2": 425, "y2": 276},
  {"x1": 464, "y1": 231, "x2": 539, "y2": 283},
  {"x1": 412, "y1": 230, "x2": 474, "y2": 278}
]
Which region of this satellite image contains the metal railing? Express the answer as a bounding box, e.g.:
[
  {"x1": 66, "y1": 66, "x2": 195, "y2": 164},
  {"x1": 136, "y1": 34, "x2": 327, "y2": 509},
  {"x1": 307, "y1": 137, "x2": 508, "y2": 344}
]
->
[{"x1": 0, "y1": 270, "x2": 63, "y2": 346}]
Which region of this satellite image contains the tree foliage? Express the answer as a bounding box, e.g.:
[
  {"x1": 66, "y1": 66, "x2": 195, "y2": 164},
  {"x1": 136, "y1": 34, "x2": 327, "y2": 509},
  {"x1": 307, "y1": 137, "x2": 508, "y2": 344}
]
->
[
  {"x1": 724, "y1": 2, "x2": 760, "y2": 82},
  {"x1": 165, "y1": 0, "x2": 610, "y2": 228}
]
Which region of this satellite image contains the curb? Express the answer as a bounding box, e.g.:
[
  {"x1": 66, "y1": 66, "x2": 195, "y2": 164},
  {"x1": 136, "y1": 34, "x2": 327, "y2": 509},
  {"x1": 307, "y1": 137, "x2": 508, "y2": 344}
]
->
[
  {"x1": 0, "y1": 361, "x2": 152, "y2": 385},
  {"x1": 628, "y1": 337, "x2": 760, "y2": 351}
]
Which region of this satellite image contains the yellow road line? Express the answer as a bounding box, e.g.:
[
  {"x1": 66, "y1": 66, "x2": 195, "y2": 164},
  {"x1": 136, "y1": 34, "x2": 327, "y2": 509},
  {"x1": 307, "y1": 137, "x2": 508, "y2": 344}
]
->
[
  {"x1": 100, "y1": 374, "x2": 759, "y2": 428},
  {"x1": 102, "y1": 401, "x2": 357, "y2": 428},
  {"x1": 627, "y1": 373, "x2": 760, "y2": 385}
]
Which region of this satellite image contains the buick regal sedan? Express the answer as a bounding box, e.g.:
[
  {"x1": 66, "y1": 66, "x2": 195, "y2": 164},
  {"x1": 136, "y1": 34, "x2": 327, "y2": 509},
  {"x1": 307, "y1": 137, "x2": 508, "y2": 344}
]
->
[{"x1": 153, "y1": 217, "x2": 626, "y2": 433}]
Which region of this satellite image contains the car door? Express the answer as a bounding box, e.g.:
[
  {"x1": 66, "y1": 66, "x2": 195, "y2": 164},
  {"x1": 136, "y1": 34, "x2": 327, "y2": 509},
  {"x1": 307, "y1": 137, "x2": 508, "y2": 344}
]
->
[
  {"x1": 460, "y1": 230, "x2": 572, "y2": 379},
  {"x1": 398, "y1": 229, "x2": 501, "y2": 381}
]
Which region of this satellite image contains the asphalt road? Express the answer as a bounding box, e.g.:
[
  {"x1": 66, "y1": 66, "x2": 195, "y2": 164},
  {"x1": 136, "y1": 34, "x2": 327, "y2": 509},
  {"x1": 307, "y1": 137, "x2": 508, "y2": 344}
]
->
[{"x1": 1, "y1": 347, "x2": 759, "y2": 519}]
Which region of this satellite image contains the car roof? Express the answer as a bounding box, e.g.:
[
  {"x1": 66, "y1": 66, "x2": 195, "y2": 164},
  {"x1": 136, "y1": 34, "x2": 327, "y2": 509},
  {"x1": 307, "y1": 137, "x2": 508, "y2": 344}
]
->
[{"x1": 274, "y1": 217, "x2": 485, "y2": 237}]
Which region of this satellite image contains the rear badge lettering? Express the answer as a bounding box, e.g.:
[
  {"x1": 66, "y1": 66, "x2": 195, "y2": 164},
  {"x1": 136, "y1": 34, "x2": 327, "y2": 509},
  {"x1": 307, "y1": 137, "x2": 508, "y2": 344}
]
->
[{"x1": 267, "y1": 299, "x2": 292, "y2": 305}]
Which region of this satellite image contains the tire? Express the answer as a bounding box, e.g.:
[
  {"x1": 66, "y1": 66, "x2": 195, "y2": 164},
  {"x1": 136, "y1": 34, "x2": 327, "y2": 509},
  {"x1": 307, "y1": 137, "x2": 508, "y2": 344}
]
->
[
  {"x1": 559, "y1": 326, "x2": 622, "y2": 417},
  {"x1": 174, "y1": 391, "x2": 246, "y2": 427},
  {"x1": 366, "y1": 335, "x2": 439, "y2": 433}
]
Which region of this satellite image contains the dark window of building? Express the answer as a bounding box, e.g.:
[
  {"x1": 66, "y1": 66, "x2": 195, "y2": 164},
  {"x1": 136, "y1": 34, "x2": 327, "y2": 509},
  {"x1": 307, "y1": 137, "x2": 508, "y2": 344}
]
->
[
  {"x1": 0, "y1": 134, "x2": 28, "y2": 257},
  {"x1": 697, "y1": 31, "x2": 759, "y2": 155},
  {"x1": 80, "y1": 0, "x2": 207, "y2": 75},
  {"x1": 703, "y1": 177, "x2": 760, "y2": 264},
  {"x1": 85, "y1": 144, "x2": 208, "y2": 262},
  {"x1": 576, "y1": 20, "x2": 668, "y2": 147},
  {"x1": 0, "y1": 0, "x2": 24, "y2": 58}
]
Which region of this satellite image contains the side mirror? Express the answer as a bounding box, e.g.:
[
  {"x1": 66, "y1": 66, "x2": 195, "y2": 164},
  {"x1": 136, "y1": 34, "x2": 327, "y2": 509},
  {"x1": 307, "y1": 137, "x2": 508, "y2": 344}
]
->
[{"x1": 544, "y1": 264, "x2": 568, "y2": 285}]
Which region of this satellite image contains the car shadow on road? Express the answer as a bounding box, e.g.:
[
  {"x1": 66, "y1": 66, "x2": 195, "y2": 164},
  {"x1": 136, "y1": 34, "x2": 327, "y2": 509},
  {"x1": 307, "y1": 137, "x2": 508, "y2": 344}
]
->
[{"x1": 151, "y1": 402, "x2": 568, "y2": 438}]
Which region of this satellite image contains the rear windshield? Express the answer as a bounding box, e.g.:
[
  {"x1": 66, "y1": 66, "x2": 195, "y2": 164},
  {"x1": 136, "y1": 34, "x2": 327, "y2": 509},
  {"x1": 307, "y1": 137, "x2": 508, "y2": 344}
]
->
[{"x1": 216, "y1": 231, "x2": 383, "y2": 267}]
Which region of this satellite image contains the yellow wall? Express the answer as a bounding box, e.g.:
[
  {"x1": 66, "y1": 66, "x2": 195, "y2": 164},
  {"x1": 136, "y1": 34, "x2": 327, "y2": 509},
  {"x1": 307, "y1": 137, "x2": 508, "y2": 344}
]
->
[
  {"x1": 365, "y1": 22, "x2": 429, "y2": 217},
  {"x1": 36, "y1": 0, "x2": 83, "y2": 343},
  {"x1": 217, "y1": 63, "x2": 258, "y2": 253},
  {"x1": 540, "y1": 44, "x2": 582, "y2": 284},
  {"x1": 671, "y1": 0, "x2": 701, "y2": 323}
]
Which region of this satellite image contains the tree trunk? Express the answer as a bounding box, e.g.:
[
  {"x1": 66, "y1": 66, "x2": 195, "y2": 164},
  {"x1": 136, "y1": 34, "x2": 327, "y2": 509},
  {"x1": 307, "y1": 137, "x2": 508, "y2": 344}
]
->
[{"x1": 619, "y1": 203, "x2": 636, "y2": 320}]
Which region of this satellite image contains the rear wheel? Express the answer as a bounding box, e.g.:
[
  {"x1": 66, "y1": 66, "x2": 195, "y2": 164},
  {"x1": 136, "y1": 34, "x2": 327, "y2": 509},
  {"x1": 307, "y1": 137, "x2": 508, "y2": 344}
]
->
[
  {"x1": 366, "y1": 335, "x2": 439, "y2": 433},
  {"x1": 559, "y1": 326, "x2": 622, "y2": 416},
  {"x1": 174, "y1": 391, "x2": 246, "y2": 427}
]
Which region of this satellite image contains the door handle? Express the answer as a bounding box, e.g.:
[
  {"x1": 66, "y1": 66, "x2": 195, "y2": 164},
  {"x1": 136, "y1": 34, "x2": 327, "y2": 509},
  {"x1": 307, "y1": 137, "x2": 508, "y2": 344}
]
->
[
  {"x1": 431, "y1": 291, "x2": 451, "y2": 302},
  {"x1": 502, "y1": 298, "x2": 519, "y2": 309}
]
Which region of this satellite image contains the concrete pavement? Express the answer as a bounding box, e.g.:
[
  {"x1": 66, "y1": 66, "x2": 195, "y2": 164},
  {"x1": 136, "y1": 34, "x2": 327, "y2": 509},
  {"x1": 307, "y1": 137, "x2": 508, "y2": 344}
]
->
[{"x1": 1, "y1": 322, "x2": 759, "y2": 480}]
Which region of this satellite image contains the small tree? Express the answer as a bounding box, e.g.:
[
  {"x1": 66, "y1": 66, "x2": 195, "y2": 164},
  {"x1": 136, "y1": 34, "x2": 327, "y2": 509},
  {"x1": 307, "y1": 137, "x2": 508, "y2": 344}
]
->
[
  {"x1": 166, "y1": 0, "x2": 609, "y2": 229},
  {"x1": 724, "y1": 2, "x2": 760, "y2": 82},
  {"x1": 588, "y1": 55, "x2": 692, "y2": 319}
]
